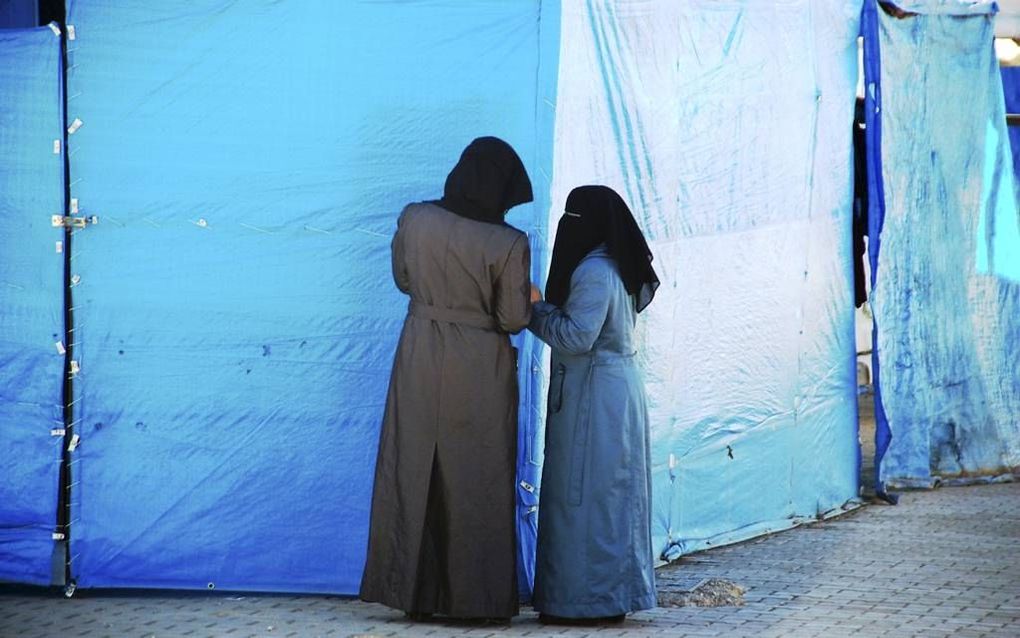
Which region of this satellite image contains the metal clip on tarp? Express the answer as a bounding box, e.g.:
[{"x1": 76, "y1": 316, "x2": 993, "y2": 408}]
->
[{"x1": 52, "y1": 215, "x2": 98, "y2": 229}]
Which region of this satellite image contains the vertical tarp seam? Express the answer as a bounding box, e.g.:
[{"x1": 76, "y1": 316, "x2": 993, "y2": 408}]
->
[
  {"x1": 517, "y1": 0, "x2": 562, "y2": 598},
  {"x1": 57, "y1": 15, "x2": 75, "y2": 589}
]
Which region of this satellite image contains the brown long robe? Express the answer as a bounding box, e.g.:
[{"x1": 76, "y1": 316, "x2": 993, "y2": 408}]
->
[{"x1": 359, "y1": 202, "x2": 531, "y2": 618}]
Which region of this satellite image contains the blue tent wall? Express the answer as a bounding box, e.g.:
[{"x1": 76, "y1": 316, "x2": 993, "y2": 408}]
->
[
  {"x1": 1, "y1": 1, "x2": 879, "y2": 593},
  {"x1": 868, "y1": 2, "x2": 1020, "y2": 488},
  {"x1": 62, "y1": 0, "x2": 557, "y2": 593},
  {"x1": 1002, "y1": 67, "x2": 1020, "y2": 186},
  {"x1": 0, "y1": 25, "x2": 65, "y2": 586},
  {"x1": 545, "y1": 0, "x2": 863, "y2": 559},
  {"x1": 0, "y1": 1, "x2": 39, "y2": 29}
]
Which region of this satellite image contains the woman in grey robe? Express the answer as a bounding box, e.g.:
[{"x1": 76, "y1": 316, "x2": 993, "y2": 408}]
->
[
  {"x1": 529, "y1": 185, "x2": 660, "y2": 624},
  {"x1": 359, "y1": 137, "x2": 534, "y2": 622}
]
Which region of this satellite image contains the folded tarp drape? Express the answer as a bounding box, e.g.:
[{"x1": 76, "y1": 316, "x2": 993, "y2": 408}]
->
[
  {"x1": 0, "y1": 25, "x2": 65, "y2": 586},
  {"x1": 868, "y1": 1, "x2": 1020, "y2": 488},
  {"x1": 61, "y1": 0, "x2": 557, "y2": 593}
]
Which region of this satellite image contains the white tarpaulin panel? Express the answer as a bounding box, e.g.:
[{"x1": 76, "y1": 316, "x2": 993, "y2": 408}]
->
[{"x1": 543, "y1": 0, "x2": 862, "y2": 559}]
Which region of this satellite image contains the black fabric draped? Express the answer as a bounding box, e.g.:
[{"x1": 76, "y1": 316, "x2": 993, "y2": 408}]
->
[
  {"x1": 437, "y1": 136, "x2": 533, "y2": 225},
  {"x1": 853, "y1": 98, "x2": 870, "y2": 308},
  {"x1": 545, "y1": 185, "x2": 659, "y2": 313}
]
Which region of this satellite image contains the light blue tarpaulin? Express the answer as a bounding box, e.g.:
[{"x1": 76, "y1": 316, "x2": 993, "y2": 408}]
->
[
  {"x1": 546, "y1": 0, "x2": 863, "y2": 560},
  {"x1": 63, "y1": 0, "x2": 557, "y2": 593},
  {"x1": 893, "y1": 0, "x2": 1000, "y2": 14},
  {"x1": 869, "y1": 2, "x2": 1020, "y2": 488},
  {"x1": 0, "y1": 25, "x2": 65, "y2": 586}
]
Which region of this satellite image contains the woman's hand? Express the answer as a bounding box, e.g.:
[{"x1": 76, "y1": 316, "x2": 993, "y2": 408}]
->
[{"x1": 530, "y1": 283, "x2": 543, "y2": 304}]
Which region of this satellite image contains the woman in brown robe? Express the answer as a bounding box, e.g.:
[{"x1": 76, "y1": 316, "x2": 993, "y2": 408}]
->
[{"x1": 359, "y1": 137, "x2": 534, "y2": 622}]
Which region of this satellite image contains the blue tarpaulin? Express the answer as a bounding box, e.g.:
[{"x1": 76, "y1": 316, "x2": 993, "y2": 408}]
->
[
  {"x1": 1002, "y1": 66, "x2": 1020, "y2": 185},
  {"x1": 0, "y1": 1, "x2": 38, "y2": 29},
  {"x1": 12, "y1": 0, "x2": 1015, "y2": 595},
  {"x1": 0, "y1": 24, "x2": 65, "y2": 586},
  {"x1": 866, "y1": 1, "x2": 1020, "y2": 488},
  {"x1": 61, "y1": 0, "x2": 557, "y2": 593},
  {"x1": 2, "y1": 0, "x2": 867, "y2": 594}
]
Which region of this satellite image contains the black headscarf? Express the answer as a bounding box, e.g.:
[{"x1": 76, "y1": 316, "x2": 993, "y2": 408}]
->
[
  {"x1": 436, "y1": 137, "x2": 534, "y2": 225},
  {"x1": 545, "y1": 185, "x2": 659, "y2": 312}
]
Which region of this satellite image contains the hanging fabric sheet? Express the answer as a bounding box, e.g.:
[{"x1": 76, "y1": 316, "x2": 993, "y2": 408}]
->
[
  {"x1": 1, "y1": 0, "x2": 883, "y2": 593},
  {"x1": 62, "y1": 0, "x2": 556, "y2": 593},
  {"x1": 868, "y1": 0, "x2": 1020, "y2": 488},
  {"x1": 0, "y1": 25, "x2": 66, "y2": 586}
]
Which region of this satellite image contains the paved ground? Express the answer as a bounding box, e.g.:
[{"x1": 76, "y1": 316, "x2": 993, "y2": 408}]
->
[{"x1": 2, "y1": 480, "x2": 1018, "y2": 638}]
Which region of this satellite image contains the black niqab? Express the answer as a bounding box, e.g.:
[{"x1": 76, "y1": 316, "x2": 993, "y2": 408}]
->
[
  {"x1": 545, "y1": 185, "x2": 659, "y2": 313},
  {"x1": 437, "y1": 136, "x2": 534, "y2": 225}
]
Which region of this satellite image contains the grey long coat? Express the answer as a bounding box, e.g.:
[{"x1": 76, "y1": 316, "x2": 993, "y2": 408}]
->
[
  {"x1": 359, "y1": 202, "x2": 531, "y2": 618},
  {"x1": 529, "y1": 246, "x2": 656, "y2": 618}
]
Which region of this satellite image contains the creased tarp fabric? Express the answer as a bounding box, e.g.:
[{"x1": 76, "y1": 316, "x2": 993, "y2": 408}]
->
[
  {"x1": 872, "y1": 8, "x2": 1020, "y2": 487},
  {"x1": 543, "y1": 0, "x2": 862, "y2": 561},
  {"x1": 63, "y1": 0, "x2": 554, "y2": 594},
  {"x1": 0, "y1": 3, "x2": 40, "y2": 28},
  {"x1": 889, "y1": 0, "x2": 998, "y2": 14},
  {"x1": 5, "y1": 0, "x2": 876, "y2": 594},
  {"x1": 0, "y1": 26, "x2": 64, "y2": 586}
]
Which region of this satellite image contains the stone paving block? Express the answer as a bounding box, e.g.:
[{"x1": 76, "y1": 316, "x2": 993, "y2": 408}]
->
[{"x1": 2, "y1": 483, "x2": 1019, "y2": 637}]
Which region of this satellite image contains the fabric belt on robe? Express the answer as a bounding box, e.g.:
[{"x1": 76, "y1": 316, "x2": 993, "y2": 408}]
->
[
  {"x1": 408, "y1": 300, "x2": 498, "y2": 331},
  {"x1": 557, "y1": 349, "x2": 637, "y2": 366}
]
